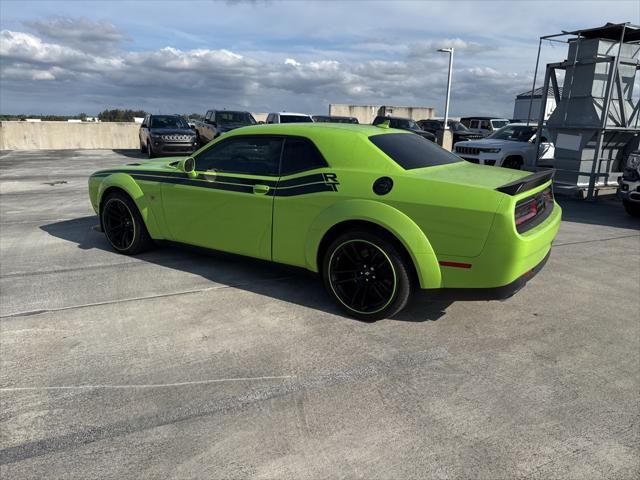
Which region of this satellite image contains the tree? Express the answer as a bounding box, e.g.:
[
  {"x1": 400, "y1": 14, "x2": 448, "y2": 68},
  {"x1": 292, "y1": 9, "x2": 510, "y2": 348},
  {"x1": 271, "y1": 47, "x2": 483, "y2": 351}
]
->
[{"x1": 97, "y1": 109, "x2": 147, "y2": 122}]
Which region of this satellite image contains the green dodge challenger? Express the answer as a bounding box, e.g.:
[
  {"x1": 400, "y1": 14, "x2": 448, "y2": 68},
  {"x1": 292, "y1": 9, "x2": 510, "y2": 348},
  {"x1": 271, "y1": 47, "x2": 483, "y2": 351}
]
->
[{"x1": 89, "y1": 123, "x2": 561, "y2": 320}]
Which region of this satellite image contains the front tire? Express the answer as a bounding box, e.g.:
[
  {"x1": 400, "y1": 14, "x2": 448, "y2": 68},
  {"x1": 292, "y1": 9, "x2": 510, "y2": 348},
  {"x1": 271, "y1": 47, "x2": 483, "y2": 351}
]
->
[
  {"x1": 101, "y1": 191, "x2": 153, "y2": 255},
  {"x1": 322, "y1": 230, "x2": 413, "y2": 321},
  {"x1": 623, "y1": 198, "x2": 640, "y2": 217},
  {"x1": 502, "y1": 156, "x2": 523, "y2": 170},
  {"x1": 147, "y1": 142, "x2": 155, "y2": 159},
  {"x1": 140, "y1": 139, "x2": 147, "y2": 153}
]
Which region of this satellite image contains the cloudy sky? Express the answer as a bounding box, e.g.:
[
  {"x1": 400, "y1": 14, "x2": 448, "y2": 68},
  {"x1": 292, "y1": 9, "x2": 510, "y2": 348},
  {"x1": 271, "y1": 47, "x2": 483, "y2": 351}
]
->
[{"x1": 0, "y1": 0, "x2": 637, "y2": 117}]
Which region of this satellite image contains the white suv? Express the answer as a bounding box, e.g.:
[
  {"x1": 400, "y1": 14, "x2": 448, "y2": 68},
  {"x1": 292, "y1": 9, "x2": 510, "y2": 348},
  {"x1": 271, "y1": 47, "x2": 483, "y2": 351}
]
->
[
  {"x1": 266, "y1": 112, "x2": 314, "y2": 124},
  {"x1": 453, "y1": 123, "x2": 555, "y2": 169}
]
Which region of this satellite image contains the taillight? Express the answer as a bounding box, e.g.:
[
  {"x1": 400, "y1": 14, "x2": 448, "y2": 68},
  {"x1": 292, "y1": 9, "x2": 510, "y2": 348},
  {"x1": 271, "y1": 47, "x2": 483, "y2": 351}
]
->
[
  {"x1": 514, "y1": 187, "x2": 553, "y2": 233},
  {"x1": 515, "y1": 198, "x2": 538, "y2": 225}
]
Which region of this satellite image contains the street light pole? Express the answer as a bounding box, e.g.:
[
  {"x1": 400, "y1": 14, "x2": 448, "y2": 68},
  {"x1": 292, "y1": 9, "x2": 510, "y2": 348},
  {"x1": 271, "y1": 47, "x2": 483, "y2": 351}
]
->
[{"x1": 438, "y1": 47, "x2": 454, "y2": 129}]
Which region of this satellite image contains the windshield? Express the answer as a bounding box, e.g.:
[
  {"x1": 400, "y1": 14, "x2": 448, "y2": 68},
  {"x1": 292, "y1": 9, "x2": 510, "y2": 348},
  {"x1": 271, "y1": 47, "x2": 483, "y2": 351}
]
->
[
  {"x1": 150, "y1": 116, "x2": 189, "y2": 129},
  {"x1": 449, "y1": 121, "x2": 469, "y2": 132},
  {"x1": 489, "y1": 125, "x2": 536, "y2": 142},
  {"x1": 280, "y1": 115, "x2": 313, "y2": 123},
  {"x1": 491, "y1": 120, "x2": 510, "y2": 129},
  {"x1": 369, "y1": 133, "x2": 461, "y2": 170},
  {"x1": 215, "y1": 111, "x2": 256, "y2": 124},
  {"x1": 389, "y1": 118, "x2": 419, "y2": 130}
]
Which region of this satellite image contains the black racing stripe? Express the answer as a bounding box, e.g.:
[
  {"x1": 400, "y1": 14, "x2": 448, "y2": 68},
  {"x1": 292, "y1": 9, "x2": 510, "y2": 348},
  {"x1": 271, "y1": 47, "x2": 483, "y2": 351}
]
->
[
  {"x1": 96, "y1": 169, "x2": 339, "y2": 196},
  {"x1": 93, "y1": 169, "x2": 188, "y2": 178},
  {"x1": 273, "y1": 183, "x2": 336, "y2": 197},
  {"x1": 130, "y1": 174, "x2": 254, "y2": 194},
  {"x1": 201, "y1": 174, "x2": 278, "y2": 187},
  {"x1": 276, "y1": 173, "x2": 326, "y2": 188}
]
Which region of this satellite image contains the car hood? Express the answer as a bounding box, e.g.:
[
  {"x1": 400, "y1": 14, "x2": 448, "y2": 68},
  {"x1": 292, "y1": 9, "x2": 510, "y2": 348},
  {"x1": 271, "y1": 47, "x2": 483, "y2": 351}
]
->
[
  {"x1": 411, "y1": 160, "x2": 529, "y2": 190},
  {"x1": 149, "y1": 128, "x2": 194, "y2": 135}
]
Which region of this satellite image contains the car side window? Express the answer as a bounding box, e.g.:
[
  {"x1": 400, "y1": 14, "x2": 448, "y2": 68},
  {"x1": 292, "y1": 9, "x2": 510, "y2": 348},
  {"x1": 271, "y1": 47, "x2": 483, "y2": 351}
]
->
[
  {"x1": 280, "y1": 137, "x2": 328, "y2": 176},
  {"x1": 480, "y1": 120, "x2": 491, "y2": 130},
  {"x1": 266, "y1": 114, "x2": 273, "y2": 124},
  {"x1": 195, "y1": 136, "x2": 283, "y2": 176},
  {"x1": 205, "y1": 111, "x2": 212, "y2": 121},
  {"x1": 470, "y1": 120, "x2": 479, "y2": 129}
]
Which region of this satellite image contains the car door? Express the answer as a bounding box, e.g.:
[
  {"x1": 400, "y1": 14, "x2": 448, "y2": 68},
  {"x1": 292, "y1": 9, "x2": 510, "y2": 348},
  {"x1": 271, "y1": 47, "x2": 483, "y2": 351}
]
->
[
  {"x1": 201, "y1": 111, "x2": 214, "y2": 142},
  {"x1": 272, "y1": 136, "x2": 336, "y2": 268},
  {"x1": 537, "y1": 127, "x2": 555, "y2": 161},
  {"x1": 160, "y1": 135, "x2": 283, "y2": 260},
  {"x1": 140, "y1": 115, "x2": 150, "y2": 146}
]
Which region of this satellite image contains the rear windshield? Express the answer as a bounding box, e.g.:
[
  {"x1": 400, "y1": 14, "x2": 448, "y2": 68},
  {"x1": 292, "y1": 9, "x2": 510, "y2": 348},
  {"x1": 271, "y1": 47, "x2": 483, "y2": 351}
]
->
[
  {"x1": 215, "y1": 111, "x2": 256, "y2": 124},
  {"x1": 369, "y1": 133, "x2": 462, "y2": 170},
  {"x1": 280, "y1": 115, "x2": 313, "y2": 123}
]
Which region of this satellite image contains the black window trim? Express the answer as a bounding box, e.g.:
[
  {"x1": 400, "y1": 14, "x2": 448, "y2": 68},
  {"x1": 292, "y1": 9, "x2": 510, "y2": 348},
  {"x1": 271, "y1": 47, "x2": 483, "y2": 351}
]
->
[{"x1": 193, "y1": 134, "x2": 329, "y2": 178}]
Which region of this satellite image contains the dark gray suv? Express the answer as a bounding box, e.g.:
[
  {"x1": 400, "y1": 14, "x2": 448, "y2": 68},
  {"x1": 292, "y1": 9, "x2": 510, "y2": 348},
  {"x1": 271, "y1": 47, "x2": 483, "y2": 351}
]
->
[{"x1": 139, "y1": 114, "x2": 198, "y2": 158}]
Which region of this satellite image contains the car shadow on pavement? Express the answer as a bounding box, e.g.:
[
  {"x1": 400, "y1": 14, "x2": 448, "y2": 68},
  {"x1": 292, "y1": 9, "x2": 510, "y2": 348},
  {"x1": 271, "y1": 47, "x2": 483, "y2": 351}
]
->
[
  {"x1": 40, "y1": 216, "x2": 452, "y2": 323},
  {"x1": 111, "y1": 149, "x2": 147, "y2": 159}
]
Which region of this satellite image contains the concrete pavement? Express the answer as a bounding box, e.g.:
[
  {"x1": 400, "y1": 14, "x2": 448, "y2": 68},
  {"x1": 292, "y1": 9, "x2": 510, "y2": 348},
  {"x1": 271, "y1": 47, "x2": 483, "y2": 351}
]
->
[{"x1": 1, "y1": 150, "x2": 638, "y2": 479}]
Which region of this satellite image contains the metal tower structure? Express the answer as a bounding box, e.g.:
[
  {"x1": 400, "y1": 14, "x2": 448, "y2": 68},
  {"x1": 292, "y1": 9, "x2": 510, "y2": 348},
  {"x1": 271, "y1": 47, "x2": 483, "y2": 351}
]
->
[{"x1": 529, "y1": 23, "x2": 640, "y2": 199}]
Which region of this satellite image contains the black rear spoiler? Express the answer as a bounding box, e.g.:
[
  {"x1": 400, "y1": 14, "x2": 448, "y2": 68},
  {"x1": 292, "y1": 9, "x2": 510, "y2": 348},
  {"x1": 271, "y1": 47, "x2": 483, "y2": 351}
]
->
[{"x1": 496, "y1": 169, "x2": 554, "y2": 196}]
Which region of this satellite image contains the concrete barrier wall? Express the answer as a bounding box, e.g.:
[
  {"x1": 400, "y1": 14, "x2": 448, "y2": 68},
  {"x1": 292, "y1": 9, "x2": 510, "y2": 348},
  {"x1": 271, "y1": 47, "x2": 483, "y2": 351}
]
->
[
  {"x1": 0, "y1": 121, "x2": 140, "y2": 150},
  {"x1": 329, "y1": 104, "x2": 436, "y2": 124}
]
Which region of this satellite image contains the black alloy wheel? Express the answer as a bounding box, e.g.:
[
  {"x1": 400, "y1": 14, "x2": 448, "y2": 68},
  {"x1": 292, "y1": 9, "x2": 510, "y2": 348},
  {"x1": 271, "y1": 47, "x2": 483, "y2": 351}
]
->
[
  {"x1": 101, "y1": 192, "x2": 153, "y2": 255},
  {"x1": 323, "y1": 231, "x2": 412, "y2": 321}
]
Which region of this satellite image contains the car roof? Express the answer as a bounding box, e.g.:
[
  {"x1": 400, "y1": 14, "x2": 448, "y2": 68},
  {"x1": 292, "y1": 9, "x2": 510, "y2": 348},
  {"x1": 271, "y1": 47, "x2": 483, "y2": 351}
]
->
[
  {"x1": 502, "y1": 123, "x2": 537, "y2": 127},
  {"x1": 460, "y1": 116, "x2": 509, "y2": 120},
  {"x1": 271, "y1": 112, "x2": 312, "y2": 117},
  {"x1": 223, "y1": 122, "x2": 401, "y2": 137}
]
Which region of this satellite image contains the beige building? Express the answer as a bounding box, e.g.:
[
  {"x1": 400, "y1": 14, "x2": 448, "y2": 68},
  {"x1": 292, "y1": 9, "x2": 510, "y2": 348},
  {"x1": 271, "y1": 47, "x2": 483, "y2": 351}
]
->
[{"x1": 329, "y1": 104, "x2": 436, "y2": 125}]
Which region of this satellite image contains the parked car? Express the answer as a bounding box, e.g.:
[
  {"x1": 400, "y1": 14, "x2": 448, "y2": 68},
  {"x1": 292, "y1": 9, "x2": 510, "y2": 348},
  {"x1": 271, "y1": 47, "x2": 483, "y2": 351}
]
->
[
  {"x1": 266, "y1": 112, "x2": 314, "y2": 123},
  {"x1": 371, "y1": 116, "x2": 436, "y2": 142},
  {"x1": 313, "y1": 115, "x2": 359, "y2": 124},
  {"x1": 417, "y1": 119, "x2": 484, "y2": 143},
  {"x1": 193, "y1": 110, "x2": 256, "y2": 144},
  {"x1": 454, "y1": 123, "x2": 555, "y2": 169},
  {"x1": 139, "y1": 114, "x2": 198, "y2": 159},
  {"x1": 89, "y1": 123, "x2": 561, "y2": 320},
  {"x1": 617, "y1": 135, "x2": 640, "y2": 217},
  {"x1": 460, "y1": 117, "x2": 511, "y2": 137}
]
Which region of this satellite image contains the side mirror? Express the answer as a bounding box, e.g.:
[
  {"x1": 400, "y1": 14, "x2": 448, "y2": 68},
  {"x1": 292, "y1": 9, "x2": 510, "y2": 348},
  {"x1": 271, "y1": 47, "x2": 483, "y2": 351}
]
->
[
  {"x1": 141, "y1": 123, "x2": 147, "y2": 128},
  {"x1": 178, "y1": 157, "x2": 197, "y2": 178}
]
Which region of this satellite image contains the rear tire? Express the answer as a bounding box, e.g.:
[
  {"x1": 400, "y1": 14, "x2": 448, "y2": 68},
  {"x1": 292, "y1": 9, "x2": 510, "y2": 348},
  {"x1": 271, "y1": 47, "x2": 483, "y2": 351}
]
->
[
  {"x1": 623, "y1": 198, "x2": 640, "y2": 217},
  {"x1": 101, "y1": 191, "x2": 154, "y2": 255},
  {"x1": 322, "y1": 230, "x2": 413, "y2": 321}
]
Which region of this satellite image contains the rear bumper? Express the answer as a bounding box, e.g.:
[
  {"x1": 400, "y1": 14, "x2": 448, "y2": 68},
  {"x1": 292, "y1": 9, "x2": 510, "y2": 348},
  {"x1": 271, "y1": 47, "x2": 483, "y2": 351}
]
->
[
  {"x1": 434, "y1": 192, "x2": 561, "y2": 290},
  {"x1": 430, "y1": 250, "x2": 551, "y2": 301}
]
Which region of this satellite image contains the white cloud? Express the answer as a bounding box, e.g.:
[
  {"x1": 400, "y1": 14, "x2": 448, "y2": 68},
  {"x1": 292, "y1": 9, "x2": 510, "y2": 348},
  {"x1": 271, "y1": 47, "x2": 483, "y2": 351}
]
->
[
  {"x1": 24, "y1": 16, "x2": 130, "y2": 54},
  {"x1": 0, "y1": 19, "x2": 536, "y2": 116}
]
